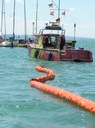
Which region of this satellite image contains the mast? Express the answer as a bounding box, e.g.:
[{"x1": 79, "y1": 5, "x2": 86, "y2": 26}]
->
[
  {"x1": 3, "y1": 0, "x2": 6, "y2": 39},
  {"x1": 58, "y1": 0, "x2": 60, "y2": 19},
  {"x1": 36, "y1": 0, "x2": 38, "y2": 33},
  {"x1": 13, "y1": 0, "x2": 15, "y2": 41},
  {"x1": 0, "y1": 0, "x2": 4, "y2": 36},
  {"x1": 1, "y1": 0, "x2": 6, "y2": 39},
  {"x1": 51, "y1": 0, "x2": 61, "y2": 25},
  {"x1": 24, "y1": 0, "x2": 27, "y2": 42}
]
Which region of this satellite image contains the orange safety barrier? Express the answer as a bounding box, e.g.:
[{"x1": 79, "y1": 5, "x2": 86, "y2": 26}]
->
[
  {"x1": 32, "y1": 65, "x2": 55, "y2": 83},
  {"x1": 30, "y1": 65, "x2": 95, "y2": 114}
]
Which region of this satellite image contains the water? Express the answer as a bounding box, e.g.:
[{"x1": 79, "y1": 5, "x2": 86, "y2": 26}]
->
[{"x1": 0, "y1": 38, "x2": 95, "y2": 128}]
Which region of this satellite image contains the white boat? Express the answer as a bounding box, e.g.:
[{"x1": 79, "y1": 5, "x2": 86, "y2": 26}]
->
[{"x1": 2, "y1": 40, "x2": 12, "y2": 47}]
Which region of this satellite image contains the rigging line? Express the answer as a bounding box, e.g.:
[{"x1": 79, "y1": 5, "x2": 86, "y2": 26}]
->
[{"x1": 51, "y1": 0, "x2": 59, "y2": 9}]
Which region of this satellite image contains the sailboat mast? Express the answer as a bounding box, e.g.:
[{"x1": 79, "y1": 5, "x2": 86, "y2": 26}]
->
[
  {"x1": 24, "y1": 0, "x2": 27, "y2": 42},
  {"x1": 3, "y1": 0, "x2": 6, "y2": 39},
  {"x1": 1, "y1": 0, "x2": 4, "y2": 35},
  {"x1": 13, "y1": 0, "x2": 15, "y2": 41},
  {"x1": 0, "y1": 0, "x2": 6, "y2": 39}
]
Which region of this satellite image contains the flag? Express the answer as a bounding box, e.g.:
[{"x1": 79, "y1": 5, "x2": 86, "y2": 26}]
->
[
  {"x1": 56, "y1": 18, "x2": 60, "y2": 23},
  {"x1": 50, "y1": 11, "x2": 54, "y2": 16},
  {"x1": 61, "y1": 11, "x2": 65, "y2": 16},
  {"x1": 48, "y1": 3, "x2": 53, "y2": 8}
]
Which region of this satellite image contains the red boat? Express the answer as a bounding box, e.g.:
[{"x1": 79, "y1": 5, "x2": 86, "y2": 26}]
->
[{"x1": 27, "y1": 23, "x2": 93, "y2": 62}]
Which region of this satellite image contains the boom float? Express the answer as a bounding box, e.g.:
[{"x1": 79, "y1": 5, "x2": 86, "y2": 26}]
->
[{"x1": 30, "y1": 65, "x2": 95, "y2": 114}]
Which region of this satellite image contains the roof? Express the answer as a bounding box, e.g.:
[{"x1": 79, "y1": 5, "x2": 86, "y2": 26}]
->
[
  {"x1": 45, "y1": 25, "x2": 63, "y2": 30},
  {"x1": 39, "y1": 24, "x2": 65, "y2": 35}
]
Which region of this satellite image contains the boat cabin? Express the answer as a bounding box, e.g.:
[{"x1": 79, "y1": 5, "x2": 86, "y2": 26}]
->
[{"x1": 31, "y1": 23, "x2": 76, "y2": 50}]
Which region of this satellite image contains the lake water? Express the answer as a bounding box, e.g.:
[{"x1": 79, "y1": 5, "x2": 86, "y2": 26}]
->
[{"x1": 0, "y1": 38, "x2": 95, "y2": 128}]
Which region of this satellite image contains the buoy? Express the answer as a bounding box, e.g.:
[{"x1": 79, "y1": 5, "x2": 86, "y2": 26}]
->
[
  {"x1": 47, "y1": 52, "x2": 52, "y2": 61},
  {"x1": 30, "y1": 65, "x2": 95, "y2": 114}
]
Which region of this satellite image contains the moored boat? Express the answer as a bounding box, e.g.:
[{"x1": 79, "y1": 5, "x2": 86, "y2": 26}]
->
[
  {"x1": 27, "y1": 0, "x2": 93, "y2": 62},
  {"x1": 2, "y1": 40, "x2": 12, "y2": 47},
  {"x1": 27, "y1": 23, "x2": 93, "y2": 62}
]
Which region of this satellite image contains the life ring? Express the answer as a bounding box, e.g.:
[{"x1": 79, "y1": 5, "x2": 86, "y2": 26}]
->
[
  {"x1": 48, "y1": 52, "x2": 52, "y2": 61},
  {"x1": 34, "y1": 50, "x2": 39, "y2": 58}
]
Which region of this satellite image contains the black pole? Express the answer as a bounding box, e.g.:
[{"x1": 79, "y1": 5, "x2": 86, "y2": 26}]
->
[{"x1": 74, "y1": 23, "x2": 76, "y2": 41}]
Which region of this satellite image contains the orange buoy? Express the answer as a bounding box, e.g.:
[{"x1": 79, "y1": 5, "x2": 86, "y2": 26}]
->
[{"x1": 30, "y1": 65, "x2": 95, "y2": 114}]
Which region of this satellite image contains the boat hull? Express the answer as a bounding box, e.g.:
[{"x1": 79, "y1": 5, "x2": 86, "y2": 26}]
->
[{"x1": 28, "y1": 45, "x2": 93, "y2": 62}]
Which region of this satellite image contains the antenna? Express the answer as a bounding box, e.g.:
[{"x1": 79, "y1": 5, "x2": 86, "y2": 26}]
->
[{"x1": 74, "y1": 23, "x2": 76, "y2": 41}]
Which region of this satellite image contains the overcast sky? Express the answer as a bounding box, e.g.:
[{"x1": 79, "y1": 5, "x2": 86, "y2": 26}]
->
[{"x1": 0, "y1": 0, "x2": 95, "y2": 38}]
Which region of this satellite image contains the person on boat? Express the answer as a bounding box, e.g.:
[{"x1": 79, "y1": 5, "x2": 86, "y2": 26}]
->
[
  {"x1": 29, "y1": 38, "x2": 33, "y2": 43},
  {"x1": 60, "y1": 35, "x2": 66, "y2": 50},
  {"x1": 42, "y1": 35, "x2": 48, "y2": 48}
]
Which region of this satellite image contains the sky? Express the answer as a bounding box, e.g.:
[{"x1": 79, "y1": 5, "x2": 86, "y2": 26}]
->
[{"x1": 0, "y1": 0, "x2": 95, "y2": 38}]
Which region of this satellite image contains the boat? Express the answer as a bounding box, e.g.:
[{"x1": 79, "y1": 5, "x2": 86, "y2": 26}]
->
[
  {"x1": 27, "y1": 22, "x2": 93, "y2": 62},
  {"x1": 2, "y1": 40, "x2": 12, "y2": 47},
  {"x1": 0, "y1": 0, "x2": 28, "y2": 48},
  {"x1": 27, "y1": 0, "x2": 93, "y2": 62}
]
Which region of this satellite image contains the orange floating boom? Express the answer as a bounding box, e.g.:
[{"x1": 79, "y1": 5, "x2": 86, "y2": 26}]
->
[
  {"x1": 30, "y1": 65, "x2": 95, "y2": 114},
  {"x1": 33, "y1": 65, "x2": 55, "y2": 83}
]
